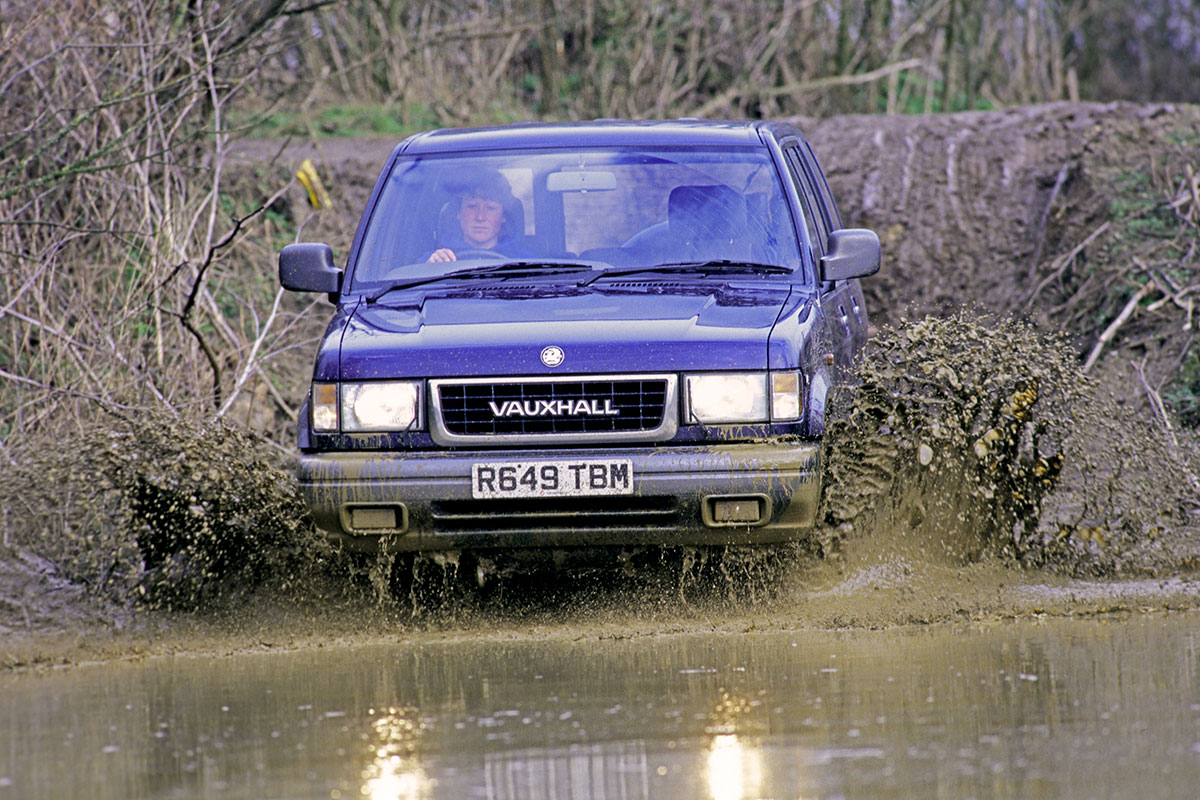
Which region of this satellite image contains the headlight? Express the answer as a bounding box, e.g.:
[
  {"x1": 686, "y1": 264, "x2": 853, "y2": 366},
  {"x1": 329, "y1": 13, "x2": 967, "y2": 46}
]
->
[
  {"x1": 341, "y1": 381, "x2": 422, "y2": 431},
  {"x1": 685, "y1": 373, "x2": 768, "y2": 423},
  {"x1": 684, "y1": 372, "x2": 804, "y2": 424}
]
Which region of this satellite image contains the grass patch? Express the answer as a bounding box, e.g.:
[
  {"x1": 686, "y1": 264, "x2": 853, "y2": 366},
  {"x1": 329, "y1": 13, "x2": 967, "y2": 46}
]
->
[
  {"x1": 873, "y1": 71, "x2": 998, "y2": 114},
  {"x1": 1167, "y1": 349, "x2": 1200, "y2": 428},
  {"x1": 238, "y1": 102, "x2": 441, "y2": 140}
]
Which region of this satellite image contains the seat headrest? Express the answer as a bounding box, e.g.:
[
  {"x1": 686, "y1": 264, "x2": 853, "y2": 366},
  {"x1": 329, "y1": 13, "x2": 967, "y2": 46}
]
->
[{"x1": 668, "y1": 184, "x2": 745, "y2": 240}]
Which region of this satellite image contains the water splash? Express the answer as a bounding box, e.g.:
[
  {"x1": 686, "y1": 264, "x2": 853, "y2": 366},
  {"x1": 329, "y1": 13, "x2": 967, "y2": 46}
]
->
[
  {"x1": 1, "y1": 413, "x2": 334, "y2": 612},
  {"x1": 821, "y1": 311, "x2": 1200, "y2": 576}
]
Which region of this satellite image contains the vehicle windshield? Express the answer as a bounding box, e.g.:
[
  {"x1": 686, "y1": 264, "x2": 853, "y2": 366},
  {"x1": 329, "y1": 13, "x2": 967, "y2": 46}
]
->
[{"x1": 349, "y1": 145, "x2": 803, "y2": 292}]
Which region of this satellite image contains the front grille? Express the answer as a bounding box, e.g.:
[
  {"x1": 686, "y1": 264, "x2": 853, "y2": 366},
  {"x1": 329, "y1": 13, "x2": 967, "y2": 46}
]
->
[
  {"x1": 431, "y1": 496, "x2": 682, "y2": 533},
  {"x1": 434, "y1": 376, "x2": 672, "y2": 439}
]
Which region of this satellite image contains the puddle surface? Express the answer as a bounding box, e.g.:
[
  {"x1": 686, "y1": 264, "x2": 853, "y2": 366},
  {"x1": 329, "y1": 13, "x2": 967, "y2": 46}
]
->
[{"x1": 4, "y1": 612, "x2": 1200, "y2": 799}]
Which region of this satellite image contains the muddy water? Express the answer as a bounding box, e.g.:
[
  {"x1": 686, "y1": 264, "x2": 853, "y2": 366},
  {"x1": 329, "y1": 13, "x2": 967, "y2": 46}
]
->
[{"x1": 4, "y1": 611, "x2": 1200, "y2": 799}]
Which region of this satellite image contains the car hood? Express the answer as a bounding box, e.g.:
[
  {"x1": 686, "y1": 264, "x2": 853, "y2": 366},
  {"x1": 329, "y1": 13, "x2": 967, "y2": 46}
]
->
[{"x1": 334, "y1": 280, "x2": 795, "y2": 379}]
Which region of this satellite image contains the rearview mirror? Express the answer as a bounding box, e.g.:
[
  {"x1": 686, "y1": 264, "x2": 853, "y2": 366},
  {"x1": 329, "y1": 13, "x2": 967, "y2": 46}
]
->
[
  {"x1": 546, "y1": 170, "x2": 617, "y2": 192},
  {"x1": 279, "y1": 243, "x2": 342, "y2": 296},
  {"x1": 819, "y1": 229, "x2": 881, "y2": 282}
]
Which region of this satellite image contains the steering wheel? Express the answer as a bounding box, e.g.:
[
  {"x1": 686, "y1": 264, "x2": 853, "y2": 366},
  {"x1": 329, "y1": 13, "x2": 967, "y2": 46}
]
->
[{"x1": 454, "y1": 248, "x2": 505, "y2": 260}]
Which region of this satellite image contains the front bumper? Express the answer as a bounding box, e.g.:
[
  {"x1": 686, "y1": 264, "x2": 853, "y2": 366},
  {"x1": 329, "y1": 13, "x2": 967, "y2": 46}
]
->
[{"x1": 298, "y1": 441, "x2": 822, "y2": 552}]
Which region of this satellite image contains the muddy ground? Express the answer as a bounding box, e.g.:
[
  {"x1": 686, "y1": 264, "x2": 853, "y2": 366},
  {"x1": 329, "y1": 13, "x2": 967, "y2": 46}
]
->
[{"x1": 2, "y1": 102, "x2": 1199, "y2": 669}]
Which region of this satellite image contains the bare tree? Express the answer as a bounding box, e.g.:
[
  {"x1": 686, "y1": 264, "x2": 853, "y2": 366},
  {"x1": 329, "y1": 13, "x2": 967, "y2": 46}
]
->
[
  {"x1": 0, "y1": 0, "x2": 313, "y2": 447},
  {"x1": 257, "y1": 0, "x2": 1200, "y2": 125}
]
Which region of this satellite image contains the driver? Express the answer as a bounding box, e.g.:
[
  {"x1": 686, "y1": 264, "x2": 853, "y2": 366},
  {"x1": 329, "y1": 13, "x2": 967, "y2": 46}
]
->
[{"x1": 428, "y1": 171, "x2": 522, "y2": 263}]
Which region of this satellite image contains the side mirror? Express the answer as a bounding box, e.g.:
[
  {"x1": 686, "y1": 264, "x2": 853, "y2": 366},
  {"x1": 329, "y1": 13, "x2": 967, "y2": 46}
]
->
[
  {"x1": 819, "y1": 228, "x2": 881, "y2": 282},
  {"x1": 279, "y1": 243, "x2": 342, "y2": 295}
]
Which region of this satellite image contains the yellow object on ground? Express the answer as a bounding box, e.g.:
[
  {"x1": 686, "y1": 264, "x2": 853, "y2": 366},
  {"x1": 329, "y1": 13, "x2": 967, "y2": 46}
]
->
[{"x1": 296, "y1": 158, "x2": 332, "y2": 209}]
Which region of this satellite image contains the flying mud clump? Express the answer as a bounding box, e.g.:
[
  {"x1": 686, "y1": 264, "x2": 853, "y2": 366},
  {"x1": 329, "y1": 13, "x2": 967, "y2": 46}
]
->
[
  {"x1": 820, "y1": 311, "x2": 1200, "y2": 576},
  {"x1": 1, "y1": 412, "x2": 334, "y2": 614}
]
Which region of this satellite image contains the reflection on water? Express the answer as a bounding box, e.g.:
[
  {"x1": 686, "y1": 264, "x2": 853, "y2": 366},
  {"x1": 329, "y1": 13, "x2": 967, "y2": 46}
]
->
[
  {"x1": 362, "y1": 707, "x2": 432, "y2": 800},
  {"x1": 483, "y1": 741, "x2": 649, "y2": 800},
  {"x1": 3, "y1": 613, "x2": 1200, "y2": 799},
  {"x1": 707, "y1": 734, "x2": 763, "y2": 800}
]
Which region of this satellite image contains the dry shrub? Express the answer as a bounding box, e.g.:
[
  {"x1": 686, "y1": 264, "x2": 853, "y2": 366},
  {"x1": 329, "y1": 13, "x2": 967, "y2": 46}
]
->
[
  {"x1": 0, "y1": 0, "x2": 310, "y2": 449},
  {"x1": 260, "y1": 0, "x2": 1200, "y2": 126}
]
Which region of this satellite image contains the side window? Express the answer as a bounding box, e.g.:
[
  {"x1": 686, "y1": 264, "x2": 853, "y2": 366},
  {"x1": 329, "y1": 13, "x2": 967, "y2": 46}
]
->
[
  {"x1": 801, "y1": 141, "x2": 843, "y2": 231},
  {"x1": 784, "y1": 147, "x2": 829, "y2": 257}
]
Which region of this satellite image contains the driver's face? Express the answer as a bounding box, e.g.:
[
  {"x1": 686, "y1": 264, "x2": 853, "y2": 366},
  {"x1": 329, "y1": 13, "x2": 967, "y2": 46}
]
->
[{"x1": 458, "y1": 194, "x2": 506, "y2": 248}]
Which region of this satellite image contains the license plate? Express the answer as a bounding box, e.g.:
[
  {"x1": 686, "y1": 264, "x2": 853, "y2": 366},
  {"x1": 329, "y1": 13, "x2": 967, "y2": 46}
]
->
[{"x1": 471, "y1": 459, "x2": 634, "y2": 499}]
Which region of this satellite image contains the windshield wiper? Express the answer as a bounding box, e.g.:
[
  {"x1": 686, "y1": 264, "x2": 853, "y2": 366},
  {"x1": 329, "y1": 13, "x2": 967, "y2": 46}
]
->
[
  {"x1": 367, "y1": 261, "x2": 598, "y2": 303},
  {"x1": 580, "y1": 260, "x2": 792, "y2": 287}
]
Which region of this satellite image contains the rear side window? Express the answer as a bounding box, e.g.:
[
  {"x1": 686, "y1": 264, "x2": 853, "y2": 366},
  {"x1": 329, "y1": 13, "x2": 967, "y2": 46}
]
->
[
  {"x1": 802, "y1": 141, "x2": 843, "y2": 231},
  {"x1": 784, "y1": 147, "x2": 828, "y2": 257}
]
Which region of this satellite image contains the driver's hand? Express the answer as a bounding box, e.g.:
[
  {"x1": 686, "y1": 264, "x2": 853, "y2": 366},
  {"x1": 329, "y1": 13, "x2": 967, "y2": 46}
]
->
[{"x1": 427, "y1": 248, "x2": 457, "y2": 263}]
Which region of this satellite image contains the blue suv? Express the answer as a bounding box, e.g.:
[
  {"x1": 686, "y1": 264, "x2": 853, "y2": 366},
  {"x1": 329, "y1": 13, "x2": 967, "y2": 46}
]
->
[{"x1": 280, "y1": 120, "x2": 879, "y2": 562}]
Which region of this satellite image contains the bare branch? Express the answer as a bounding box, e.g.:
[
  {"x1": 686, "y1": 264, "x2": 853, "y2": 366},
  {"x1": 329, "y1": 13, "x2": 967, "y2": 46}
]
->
[{"x1": 1084, "y1": 279, "x2": 1157, "y2": 372}]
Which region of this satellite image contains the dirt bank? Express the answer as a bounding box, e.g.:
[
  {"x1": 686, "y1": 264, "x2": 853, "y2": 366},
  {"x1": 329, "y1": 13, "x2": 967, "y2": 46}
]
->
[{"x1": 807, "y1": 102, "x2": 1200, "y2": 395}]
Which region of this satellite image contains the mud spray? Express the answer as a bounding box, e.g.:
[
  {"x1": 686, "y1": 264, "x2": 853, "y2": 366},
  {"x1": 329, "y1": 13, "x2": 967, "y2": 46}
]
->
[
  {"x1": 823, "y1": 311, "x2": 1199, "y2": 574},
  {"x1": 767, "y1": 310, "x2": 1200, "y2": 630},
  {"x1": 0, "y1": 415, "x2": 343, "y2": 634},
  {"x1": 3, "y1": 312, "x2": 1199, "y2": 660}
]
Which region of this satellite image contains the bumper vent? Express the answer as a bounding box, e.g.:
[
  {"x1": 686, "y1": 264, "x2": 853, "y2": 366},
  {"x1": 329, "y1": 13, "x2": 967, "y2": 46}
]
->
[{"x1": 431, "y1": 496, "x2": 681, "y2": 533}]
